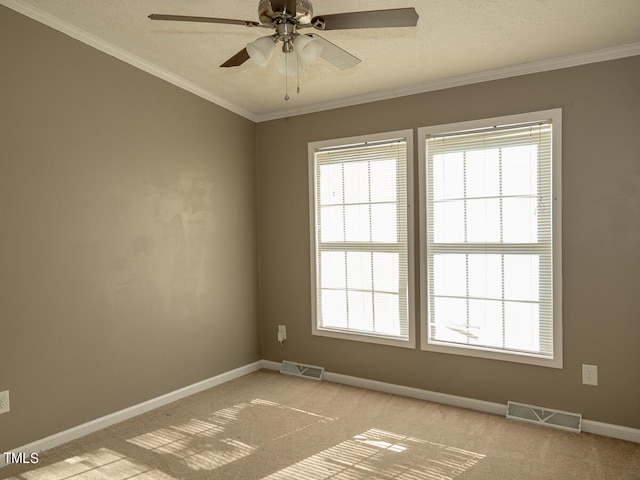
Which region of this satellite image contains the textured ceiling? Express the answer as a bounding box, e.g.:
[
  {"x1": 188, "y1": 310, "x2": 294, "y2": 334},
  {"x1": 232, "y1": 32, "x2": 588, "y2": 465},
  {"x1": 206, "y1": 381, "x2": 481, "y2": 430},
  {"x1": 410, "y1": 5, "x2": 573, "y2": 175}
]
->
[{"x1": 4, "y1": 0, "x2": 640, "y2": 121}]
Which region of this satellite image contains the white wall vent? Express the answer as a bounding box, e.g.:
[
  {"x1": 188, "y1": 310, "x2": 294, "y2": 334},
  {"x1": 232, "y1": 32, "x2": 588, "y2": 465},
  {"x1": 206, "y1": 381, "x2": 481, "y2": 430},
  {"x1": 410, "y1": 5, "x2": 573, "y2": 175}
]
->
[
  {"x1": 507, "y1": 401, "x2": 582, "y2": 433},
  {"x1": 280, "y1": 361, "x2": 324, "y2": 381}
]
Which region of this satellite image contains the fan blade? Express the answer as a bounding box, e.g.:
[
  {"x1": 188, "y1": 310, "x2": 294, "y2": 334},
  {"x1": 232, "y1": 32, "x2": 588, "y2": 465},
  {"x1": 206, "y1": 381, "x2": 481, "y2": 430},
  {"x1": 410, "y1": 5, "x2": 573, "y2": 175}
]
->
[
  {"x1": 271, "y1": 0, "x2": 297, "y2": 16},
  {"x1": 220, "y1": 48, "x2": 250, "y2": 68},
  {"x1": 148, "y1": 14, "x2": 260, "y2": 28},
  {"x1": 286, "y1": 0, "x2": 297, "y2": 16},
  {"x1": 312, "y1": 8, "x2": 419, "y2": 30},
  {"x1": 307, "y1": 34, "x2": 361, "y2": 70}
]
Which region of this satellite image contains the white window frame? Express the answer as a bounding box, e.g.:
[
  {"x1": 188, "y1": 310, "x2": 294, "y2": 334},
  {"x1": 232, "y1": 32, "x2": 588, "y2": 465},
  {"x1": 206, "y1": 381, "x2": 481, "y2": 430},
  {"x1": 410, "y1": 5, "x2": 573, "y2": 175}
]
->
[
  {"x1": 418, "y1": 110, "x2": 563, "y2": 368},
  {"x1": 309, "y1": 130, "x2": 415, "y2": 348}
]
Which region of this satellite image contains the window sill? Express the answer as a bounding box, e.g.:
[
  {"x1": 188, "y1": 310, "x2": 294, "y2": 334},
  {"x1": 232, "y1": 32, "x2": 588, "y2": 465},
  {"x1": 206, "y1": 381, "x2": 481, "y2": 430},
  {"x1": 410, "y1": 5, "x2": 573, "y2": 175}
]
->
[
  {"x1": 421, "y1": 339, "x2": 563, "y2": 368},
  {"x1": 313, "y1": 327, "x2": 415, "y2": 349}
]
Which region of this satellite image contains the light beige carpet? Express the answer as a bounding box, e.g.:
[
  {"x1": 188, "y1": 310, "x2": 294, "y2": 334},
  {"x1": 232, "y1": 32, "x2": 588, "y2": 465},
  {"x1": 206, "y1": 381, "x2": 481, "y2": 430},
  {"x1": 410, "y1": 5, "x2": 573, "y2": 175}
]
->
[{"x1": 2, "y1": 369, "x2": 639, "y2": 479}]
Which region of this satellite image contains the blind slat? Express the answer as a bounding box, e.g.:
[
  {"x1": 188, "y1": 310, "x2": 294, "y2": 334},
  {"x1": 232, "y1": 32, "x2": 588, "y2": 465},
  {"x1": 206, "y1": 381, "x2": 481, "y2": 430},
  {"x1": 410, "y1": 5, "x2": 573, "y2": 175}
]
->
[
  {"x1": 425, "y1": 120, "x2": 555, "y2": 357},
  {"x1": 312, "y1": 136, "x2": 410, "y2": 342}
]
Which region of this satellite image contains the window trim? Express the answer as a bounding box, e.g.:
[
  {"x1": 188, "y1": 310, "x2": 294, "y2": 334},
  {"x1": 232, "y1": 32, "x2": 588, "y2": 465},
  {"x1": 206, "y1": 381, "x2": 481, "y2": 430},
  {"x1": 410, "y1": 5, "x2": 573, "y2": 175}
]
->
[
  {"x1": 418, "y1": 110, "x2": 563, "y2": 368},
  {"x1": 309, "y1": 130, "x2": 416, "y2": 349}
]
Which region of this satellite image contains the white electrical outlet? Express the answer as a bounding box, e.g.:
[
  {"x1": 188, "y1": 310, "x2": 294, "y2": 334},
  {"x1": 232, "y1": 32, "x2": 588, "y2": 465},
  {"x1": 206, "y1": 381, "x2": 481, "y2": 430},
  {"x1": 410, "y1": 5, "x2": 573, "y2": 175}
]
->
[
  {"x1": 582, "y1": 364, "x2": 598, "y2": 386},
  {"x1": 278, "y1": 325, "x2": 287, "y2": 341},
  {"x1": 0, "y1": 390, "x2": 10, "y2": 414}
]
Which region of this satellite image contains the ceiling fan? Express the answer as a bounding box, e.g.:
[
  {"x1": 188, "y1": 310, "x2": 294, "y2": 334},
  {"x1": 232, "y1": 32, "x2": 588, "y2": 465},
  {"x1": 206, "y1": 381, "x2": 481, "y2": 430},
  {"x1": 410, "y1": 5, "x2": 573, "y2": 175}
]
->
[{"x1": 149, "y1": 0, "x2": 419, "y2": 75}]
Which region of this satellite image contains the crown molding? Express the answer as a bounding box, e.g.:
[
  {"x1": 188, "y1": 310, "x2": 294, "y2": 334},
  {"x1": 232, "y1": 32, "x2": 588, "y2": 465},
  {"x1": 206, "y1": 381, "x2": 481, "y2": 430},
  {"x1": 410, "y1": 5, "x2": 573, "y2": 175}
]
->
[
  {"x1": 3, "y1": 0, "x2": 639, "y2": 124},
  {"x1": 255, "y1": 42, "x2": 640, "y2": 122},
  {"x1": 0, "y1": 0, "x2": 260, "y2": 122}
]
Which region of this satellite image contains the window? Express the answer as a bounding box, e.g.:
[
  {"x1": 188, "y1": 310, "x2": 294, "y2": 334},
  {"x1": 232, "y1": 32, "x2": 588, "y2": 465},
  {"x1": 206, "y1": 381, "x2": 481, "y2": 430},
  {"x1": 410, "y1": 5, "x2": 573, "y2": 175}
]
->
[
  {"x1": 309, "y1": 130, "x2": 414, "y2": 348},
  {"x1": 418, "y1": 110, "x2": 562, "y2": 367}
]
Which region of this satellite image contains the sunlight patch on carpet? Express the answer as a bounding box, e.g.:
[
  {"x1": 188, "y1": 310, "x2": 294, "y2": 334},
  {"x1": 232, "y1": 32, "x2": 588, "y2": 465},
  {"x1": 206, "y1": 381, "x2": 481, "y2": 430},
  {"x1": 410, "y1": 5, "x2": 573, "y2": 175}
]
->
[
  {"x1": 125, "y1": 398, "x2": 335, "y2": 472},
  {"x1": 261, "y1": 428, "x2": 486, "y2": 480},
  {"x1": 5, "y1": 448, "x2": 176, "y2": 480}
]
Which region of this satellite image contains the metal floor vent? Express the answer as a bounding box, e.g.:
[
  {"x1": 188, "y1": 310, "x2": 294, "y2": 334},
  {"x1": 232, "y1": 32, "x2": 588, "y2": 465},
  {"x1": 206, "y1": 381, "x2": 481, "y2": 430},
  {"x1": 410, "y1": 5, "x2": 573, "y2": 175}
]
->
[
  {"x1": 280, "y1": 361, "x2": 325, "y2": 381},
  {"x1": 507, "y1": 401, "x2": 582, "y2": 433}
]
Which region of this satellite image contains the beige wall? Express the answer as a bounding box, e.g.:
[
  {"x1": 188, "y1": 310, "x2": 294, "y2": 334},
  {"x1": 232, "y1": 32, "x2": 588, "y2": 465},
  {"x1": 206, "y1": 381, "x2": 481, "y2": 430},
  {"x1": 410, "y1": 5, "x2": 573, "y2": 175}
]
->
[
  {"x1": 257, "y1": 56, "x2": 640, "y2": 428},
  {"x1": 0, "y1": 6, "x2": 259, "y2": 452},
  {"x1": 1, "y1": 3, "x2": 639, "y2": 454}
]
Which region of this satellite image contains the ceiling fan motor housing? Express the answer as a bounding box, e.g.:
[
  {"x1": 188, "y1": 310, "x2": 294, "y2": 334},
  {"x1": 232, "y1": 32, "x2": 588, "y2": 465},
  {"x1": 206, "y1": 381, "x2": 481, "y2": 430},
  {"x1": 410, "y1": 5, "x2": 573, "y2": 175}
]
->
[{"x1": 258, "y1": 0, "x2": 314, "y2": 25}]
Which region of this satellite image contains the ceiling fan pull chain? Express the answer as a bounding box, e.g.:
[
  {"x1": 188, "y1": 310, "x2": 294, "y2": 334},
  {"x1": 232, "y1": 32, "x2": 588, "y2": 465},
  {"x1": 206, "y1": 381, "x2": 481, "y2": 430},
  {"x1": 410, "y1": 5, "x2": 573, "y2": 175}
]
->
[
  {"x1": 296, "y1": 53, "x2": 301, "y2": 94},
  {"x1": 284, "y1": 52, "x2": 290, "y2": 101}
]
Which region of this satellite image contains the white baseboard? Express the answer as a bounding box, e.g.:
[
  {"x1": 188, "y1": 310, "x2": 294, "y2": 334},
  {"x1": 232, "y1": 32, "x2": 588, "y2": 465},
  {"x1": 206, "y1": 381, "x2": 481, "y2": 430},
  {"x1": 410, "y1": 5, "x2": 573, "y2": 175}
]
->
[
  {"x1": 581, "y1": 419, "x2": 640, "y2": 444},
  {"x1": 261, "y1": 360, "x2": 282, "y2": 371},
  {"x1": 262, "y1": 360, "x2": 640, "y2": 444},
  {"x1": 324, "y1": 371, "x2": 507, "y2": 416},
  {"x1": 3, "y1": 358, "x2": 637, "y2": 469},
  {"x1": 261, "y1": 361, "x2": 504, "y2": 415},
  {"x1": 1, "y1": 360, "x2": 264, "y2": 468}
]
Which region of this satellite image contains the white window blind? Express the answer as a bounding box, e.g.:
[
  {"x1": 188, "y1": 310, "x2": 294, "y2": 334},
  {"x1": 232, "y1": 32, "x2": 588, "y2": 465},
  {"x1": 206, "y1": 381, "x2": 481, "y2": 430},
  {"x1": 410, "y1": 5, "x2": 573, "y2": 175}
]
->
[
  {"x1": 309, "y1": 131, "x2": 413, "y2": 347},
  {"x1": 420, "y1": 111, "x2": 562, "y2": 367}
]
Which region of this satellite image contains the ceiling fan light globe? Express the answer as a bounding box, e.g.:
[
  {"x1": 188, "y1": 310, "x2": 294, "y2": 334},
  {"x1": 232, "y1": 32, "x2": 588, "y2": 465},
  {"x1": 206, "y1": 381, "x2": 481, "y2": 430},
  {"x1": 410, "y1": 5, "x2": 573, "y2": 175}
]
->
[
  {"x1": 294, "y1": 35, "x2": 322, "y2": 65},
  {"x1": 247, "y1": 36, "x2": 276, "y2": 67}
]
